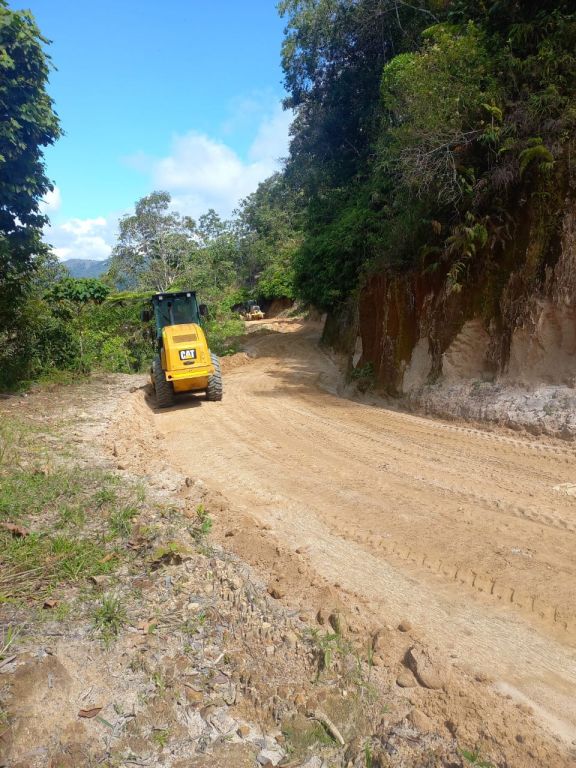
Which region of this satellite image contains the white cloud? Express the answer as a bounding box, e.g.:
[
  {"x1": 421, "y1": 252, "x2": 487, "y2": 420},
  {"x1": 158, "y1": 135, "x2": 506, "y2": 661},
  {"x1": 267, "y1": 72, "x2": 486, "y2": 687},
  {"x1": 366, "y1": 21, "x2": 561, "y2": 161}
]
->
[
  {"x1": 220, "y1": 90, "x2": 285, "y2": 137},
  {"x1": 40, "y1": 186, "x2": 62, "y2": 214},
  {"x1": 249, "y1": 106, "x2": 293, "y2": 165},
  {"x1": 61, "y1": 217, "x2": 108, "y2": 236},
  {"x1": 127, "y1": 102, "x2": 293, "y2": 219},
  {"x1": 42, "y1": 100, "x2": 293, "y2": 262},
  {"x1": 45, "y1": 216, "x2": 116, "y2": 262}
]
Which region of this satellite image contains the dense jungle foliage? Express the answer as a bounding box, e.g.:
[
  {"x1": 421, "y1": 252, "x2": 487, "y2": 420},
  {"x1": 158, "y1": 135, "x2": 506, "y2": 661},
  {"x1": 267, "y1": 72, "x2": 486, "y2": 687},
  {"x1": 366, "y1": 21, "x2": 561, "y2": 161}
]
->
[
  {"x1": 280, "y1": 0, "x2": 576, "y2": 308},
  {"x1": 1, "y1": 0, "x2": 575, "y2": 388}
]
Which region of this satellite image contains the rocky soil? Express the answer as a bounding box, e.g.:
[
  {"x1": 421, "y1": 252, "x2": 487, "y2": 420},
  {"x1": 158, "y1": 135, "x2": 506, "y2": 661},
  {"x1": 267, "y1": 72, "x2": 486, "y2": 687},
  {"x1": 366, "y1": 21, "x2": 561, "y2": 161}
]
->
[
  {"x1": 403, "y1": 380, "x2": 576, "y2": 441},
  {"x1": 0, "y1": 377, "x2": 470, "y2": 768}
]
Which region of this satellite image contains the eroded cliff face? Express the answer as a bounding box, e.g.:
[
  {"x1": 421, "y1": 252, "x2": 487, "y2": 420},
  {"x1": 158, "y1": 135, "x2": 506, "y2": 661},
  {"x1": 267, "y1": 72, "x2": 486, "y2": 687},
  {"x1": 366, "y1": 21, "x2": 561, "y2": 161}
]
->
[{"x1": 324, "y1": 198, "x2": 576, "y2": 436}]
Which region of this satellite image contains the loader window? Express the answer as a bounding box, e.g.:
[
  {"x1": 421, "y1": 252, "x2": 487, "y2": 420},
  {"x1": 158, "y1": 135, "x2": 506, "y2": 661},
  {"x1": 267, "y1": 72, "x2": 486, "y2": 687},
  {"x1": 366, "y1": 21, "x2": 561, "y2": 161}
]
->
[{"x1": 153, "y1": 294, "x2": 200, "y2": 335}]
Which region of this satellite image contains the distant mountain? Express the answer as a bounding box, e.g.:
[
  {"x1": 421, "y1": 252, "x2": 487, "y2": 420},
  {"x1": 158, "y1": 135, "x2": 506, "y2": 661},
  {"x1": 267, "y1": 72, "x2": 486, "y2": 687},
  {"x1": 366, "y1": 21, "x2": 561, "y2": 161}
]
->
[{"x1": 62, "y1": 258, "x2": 110, "y2": 279}]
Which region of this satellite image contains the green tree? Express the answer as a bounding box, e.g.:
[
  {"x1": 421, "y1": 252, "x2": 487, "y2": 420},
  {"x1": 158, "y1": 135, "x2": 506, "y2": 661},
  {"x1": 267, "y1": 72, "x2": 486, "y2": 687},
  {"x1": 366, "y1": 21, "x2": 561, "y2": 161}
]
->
[
  {"x1": 279, "y1": 0, "x2": 436, "y2": 308},
  {"x1": 279, "y1": 0, "x2": 429, "y2": 193},
  {"x1": 379, "y1": 23, "x2": 499, "y2": 204},
  {"x1": 46, "y1": 277, "x2": 110, "y2": 304},
  {"x1": 176, "y1": 210, "x2": 238, "y2": 303},
  {"x1": 196, "y1": 208, "x2": 228, "y2": 245},
  {"x1": 0, "y1": 1, "x2": 61, "y2": 326},
  {"x1": 281, "y1": 0, "x2": 576, "y2": 308},
  {"x1": 108, "y1": 191, "x2": 197, "y2": 291},
  {"x1": 236, "y1": 173, "x2": 303, "y2": 300}
]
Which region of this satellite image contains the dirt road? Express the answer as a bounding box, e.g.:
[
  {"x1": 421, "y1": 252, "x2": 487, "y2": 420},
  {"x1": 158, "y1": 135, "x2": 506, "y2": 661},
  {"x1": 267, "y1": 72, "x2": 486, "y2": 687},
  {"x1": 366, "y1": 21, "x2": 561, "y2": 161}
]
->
[{"x1": 120, "y1": 320, "x2": 576, "y2": 758}]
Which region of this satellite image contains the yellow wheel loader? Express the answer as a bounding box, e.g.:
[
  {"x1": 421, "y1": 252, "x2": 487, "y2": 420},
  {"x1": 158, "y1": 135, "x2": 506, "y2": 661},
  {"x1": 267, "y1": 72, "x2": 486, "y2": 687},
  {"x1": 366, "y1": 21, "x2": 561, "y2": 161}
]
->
[
  {"x1": 143, "y1": 291, "x2": 222, "y2": 408},
  {"x1": 242, "y1": 303, "x2": 265, "y2": 321}
]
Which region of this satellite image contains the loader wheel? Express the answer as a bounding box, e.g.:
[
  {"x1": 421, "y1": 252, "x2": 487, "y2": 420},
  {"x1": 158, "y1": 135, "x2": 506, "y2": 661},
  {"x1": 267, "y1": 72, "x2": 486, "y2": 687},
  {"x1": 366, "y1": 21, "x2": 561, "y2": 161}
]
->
[
  {"x1": 206, "y1": 353, "x2": 223, "y2": 401},
  {"x1": 153, "y1": 356, "x2": 175, "y2": 408}
]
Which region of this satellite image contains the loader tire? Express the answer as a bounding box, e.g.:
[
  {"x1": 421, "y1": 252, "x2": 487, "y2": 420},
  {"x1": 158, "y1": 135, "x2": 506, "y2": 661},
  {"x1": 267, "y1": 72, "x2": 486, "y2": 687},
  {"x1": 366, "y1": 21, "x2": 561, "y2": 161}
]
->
[
  {"x1": 153, "y1": 356, "x2": 175, "y2": 408},
  {"x1": 206, "y1": 353, "x2": 223, "y2": 401}
]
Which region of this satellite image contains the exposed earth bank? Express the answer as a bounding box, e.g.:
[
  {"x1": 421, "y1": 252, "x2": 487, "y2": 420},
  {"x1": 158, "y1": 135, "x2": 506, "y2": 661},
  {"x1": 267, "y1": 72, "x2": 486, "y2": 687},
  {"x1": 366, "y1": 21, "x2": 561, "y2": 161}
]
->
[{"x1": 324, "y1": 201, "x2": 576, "y2": 441}]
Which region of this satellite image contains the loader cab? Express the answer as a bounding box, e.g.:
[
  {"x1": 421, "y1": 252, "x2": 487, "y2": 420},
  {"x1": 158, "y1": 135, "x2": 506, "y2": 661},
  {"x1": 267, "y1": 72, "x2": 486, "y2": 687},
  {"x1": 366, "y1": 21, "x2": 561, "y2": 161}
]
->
[{"x1": 147, "y1": 292, "x2": 207, "y2": 341}]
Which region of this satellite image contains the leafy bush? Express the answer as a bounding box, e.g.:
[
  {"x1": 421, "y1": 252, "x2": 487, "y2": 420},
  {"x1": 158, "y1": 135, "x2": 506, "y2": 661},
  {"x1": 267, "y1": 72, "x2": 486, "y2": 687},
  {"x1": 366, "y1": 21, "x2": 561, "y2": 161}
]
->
[
  {"x1": 100, "y1": 336, "x2": 133, "y2": 373},
  {"x1": 0, "y1": 284, "x2": 154, "y2": 391},
  {"x1": 379, "y1": 22, "x2": 500, "y2": 204},
  {"x1": 204, "y1": 312, "x2": 244, "y2": 357}
]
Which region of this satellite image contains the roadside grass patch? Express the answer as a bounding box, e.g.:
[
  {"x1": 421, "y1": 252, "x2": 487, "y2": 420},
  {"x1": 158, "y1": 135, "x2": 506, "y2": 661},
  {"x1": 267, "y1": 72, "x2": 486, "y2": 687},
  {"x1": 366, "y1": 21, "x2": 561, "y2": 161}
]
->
[
  {"x1": 0, "y1": 531, "x2": 114, "y2": 602},
  {"x1": 0, "y1": 625, "x2": 19, "y2": 660},
  {"x1": 58, "y1": 504, "x2": 86, "y2": 528},
  {"x1": 0, "y1": 416, "x2": 144, "y2": 605}
]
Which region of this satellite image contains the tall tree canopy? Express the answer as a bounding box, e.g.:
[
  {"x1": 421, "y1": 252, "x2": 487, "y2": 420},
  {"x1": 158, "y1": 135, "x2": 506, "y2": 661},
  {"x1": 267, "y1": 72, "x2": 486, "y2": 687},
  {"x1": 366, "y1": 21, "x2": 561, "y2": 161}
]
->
[
  {"x1": 278, "y1": 0, "x2": 576, "y2": 308},
  {"x1": 108, "y1": 191, "x2": 197, "y2": 292},
  {"x1": 235, "y1": 173, "x2": 303, "y2": 300},
  {"x1": 0, "y1": 0, "x2": 61, "y2": 323}
]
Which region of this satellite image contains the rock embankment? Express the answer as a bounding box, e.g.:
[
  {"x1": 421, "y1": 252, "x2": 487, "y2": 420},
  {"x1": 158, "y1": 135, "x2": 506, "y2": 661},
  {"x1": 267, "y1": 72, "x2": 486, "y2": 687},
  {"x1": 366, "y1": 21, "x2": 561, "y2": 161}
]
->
[{"x1": 328, "y1": 202, "x2": 576, "y2": 438}]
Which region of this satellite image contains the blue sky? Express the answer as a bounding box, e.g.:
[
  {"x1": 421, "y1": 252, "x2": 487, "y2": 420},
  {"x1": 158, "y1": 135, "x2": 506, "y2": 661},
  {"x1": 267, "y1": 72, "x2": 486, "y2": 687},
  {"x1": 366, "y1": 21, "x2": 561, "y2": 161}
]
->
[{"x1": 20, "y1": 0, "x2": 291, "y2": 260}]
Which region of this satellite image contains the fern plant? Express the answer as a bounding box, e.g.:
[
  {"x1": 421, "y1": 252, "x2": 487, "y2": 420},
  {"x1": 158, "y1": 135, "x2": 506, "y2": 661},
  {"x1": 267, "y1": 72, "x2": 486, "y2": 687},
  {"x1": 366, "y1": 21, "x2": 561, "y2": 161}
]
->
[
  {"x1": 519, "y1": 138, "x2": 554, "y2": 177},
  {"x1": 444, "y1": 213, "x2": 489, "y2": 294}
]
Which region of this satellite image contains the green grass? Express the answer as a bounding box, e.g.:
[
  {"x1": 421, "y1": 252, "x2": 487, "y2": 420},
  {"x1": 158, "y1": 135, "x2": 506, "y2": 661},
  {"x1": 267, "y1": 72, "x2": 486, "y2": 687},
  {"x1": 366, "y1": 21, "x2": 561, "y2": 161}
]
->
[
  {"x1": 0, "y1": 625, "x2": 20, "y2": 660},
  {"x1": 152, "y1": 728, "x2": 170, "y2": 749},
  {"x1": 0, "y1": 467, "x2": 124, "y2": 524},
  {"x1": 93, "y1": 595, "x2": 127, "y2": 642},
  {"x1": 0, "y1": 417, "x2": 144, "y2": 605},
  {"x1": 0, "y1": 531, "x2": 114, "y2": 601},
  {"x1": 94, "y1": 487, "x2": 118, "y2": 507},
  {"x1": 181, "y1": 610, "x2": 207, "y2": 637},
  {"x1": 282, "y1": 718, "x2": 336, "y2": 755},
  {"x1": 108, "y1": 506, "x2": 136, "y2": 538},
  {"x1": 58, "y1": 505, "x2": 86, "y2": 527}
]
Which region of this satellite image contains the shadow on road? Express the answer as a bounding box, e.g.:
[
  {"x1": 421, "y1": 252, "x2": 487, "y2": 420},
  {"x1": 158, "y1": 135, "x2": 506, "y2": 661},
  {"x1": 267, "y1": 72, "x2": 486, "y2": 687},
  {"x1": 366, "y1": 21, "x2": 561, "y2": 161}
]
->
[{"x1": 143, "y1": 385, "x2": 205, "y2": 414}]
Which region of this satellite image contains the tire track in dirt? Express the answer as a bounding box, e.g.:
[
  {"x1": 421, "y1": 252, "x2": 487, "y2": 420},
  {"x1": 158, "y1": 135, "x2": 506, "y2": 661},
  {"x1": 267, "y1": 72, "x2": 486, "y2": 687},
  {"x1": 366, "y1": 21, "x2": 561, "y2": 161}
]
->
[
  {"x1": 121, "y1": 322, "x2": 576, "y2": 752},
  {"x1": 197, "y1": 362, "x2": 576, "y2": 633}
]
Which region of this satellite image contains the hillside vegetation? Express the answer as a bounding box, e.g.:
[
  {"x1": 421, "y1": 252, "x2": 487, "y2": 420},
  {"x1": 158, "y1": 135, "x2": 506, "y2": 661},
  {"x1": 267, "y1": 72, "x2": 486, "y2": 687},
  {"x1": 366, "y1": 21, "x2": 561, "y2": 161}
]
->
[
  {"x1": 1, "y1": 0, "x2": 575, "y2": 391},
  {"x1": 279, "y1": 0, "x2": 575, "y2": 311}
]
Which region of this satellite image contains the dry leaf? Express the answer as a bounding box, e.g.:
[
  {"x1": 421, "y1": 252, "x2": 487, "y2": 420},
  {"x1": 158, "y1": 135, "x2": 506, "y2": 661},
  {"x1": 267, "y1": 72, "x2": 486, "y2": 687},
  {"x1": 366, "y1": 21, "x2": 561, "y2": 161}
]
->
[
  {"x1": 78, "y1": 706, "x2": 102, "y2": 718},
  {"x1": 0, "y1": 522, "x2": 29, "y2": 537},
  {"x1": 0, "y1": 655, "x2": 17, "y2": 671},
  {"x1": 137, "y1": 619, "x2": 157, "y2": 633},
  {"x1": 99, "y1": 553, "x2": 114, "y2": 564},
  {"x1": 89, "y1": 574, "x2": 111, "y2": 586}
]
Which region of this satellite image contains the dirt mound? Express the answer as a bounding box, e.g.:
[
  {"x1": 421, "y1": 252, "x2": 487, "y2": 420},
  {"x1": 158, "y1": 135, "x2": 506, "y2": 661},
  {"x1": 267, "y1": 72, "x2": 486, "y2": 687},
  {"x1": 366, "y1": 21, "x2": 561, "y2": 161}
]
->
[
  {"x1": 220, "y1": 352, "x2": 253, "y2": 373},
  {"x1": 265, "y1": 298, "x2": 295, "y2": 317}
]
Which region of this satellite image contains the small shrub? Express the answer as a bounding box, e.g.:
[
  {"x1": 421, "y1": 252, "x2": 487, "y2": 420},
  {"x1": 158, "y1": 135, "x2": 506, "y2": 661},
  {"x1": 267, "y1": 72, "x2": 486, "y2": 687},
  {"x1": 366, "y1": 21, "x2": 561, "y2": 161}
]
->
[
  {"x1": 461, "y1": 750, "x2": 495, "y2": 768},
  {"x1": 152, "y1": 729, "x2": 170, "y2": 749},
  {"x1": 100, "y1": 336, "x2": 132, "y2": 373},
  {"x1": 205, "y1": 314, "x2": 244, "y2": 357},
  {"x1": 190, "y1": 504, "x2": 212, "y2": 541}
]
